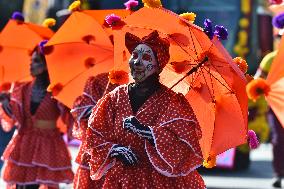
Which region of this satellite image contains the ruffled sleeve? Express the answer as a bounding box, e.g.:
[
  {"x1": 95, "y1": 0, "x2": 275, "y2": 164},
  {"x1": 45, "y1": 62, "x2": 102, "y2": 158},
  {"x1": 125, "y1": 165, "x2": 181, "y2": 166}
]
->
[
  {"x1": 71, "y1": 76, "x2": 106, "y2": 139},
  {"x1": 57, "y1": 102, "x2": 74, "y2": 139},
  {"x1": 145, "y1": 93, "x2": 203, "y2": 177},
  {"x1": 82, "y1": 92, "x2": 117, "y2": 180},
  {"x1": 0, "y1": 82, "x2": 28, "y2": 131}
]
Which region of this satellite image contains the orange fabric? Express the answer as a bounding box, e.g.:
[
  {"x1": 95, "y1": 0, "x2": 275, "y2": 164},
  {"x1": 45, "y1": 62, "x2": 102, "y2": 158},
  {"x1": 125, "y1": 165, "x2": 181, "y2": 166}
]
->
[
  {"x1": 265, "y1": 36, "x2": 284, "y2": 127},
  {"x1": 113, "y1": 7, "x2": 248, "y2": 160},
  {"x1": 0, "y1": 20, "x2": 53, "y2": 84},
  {"x1": 45, "y1": 10, "x2": 130, "y2": 108},
  {"x1": 267, "y1": 36, "x2": 284, "y2": 84}
]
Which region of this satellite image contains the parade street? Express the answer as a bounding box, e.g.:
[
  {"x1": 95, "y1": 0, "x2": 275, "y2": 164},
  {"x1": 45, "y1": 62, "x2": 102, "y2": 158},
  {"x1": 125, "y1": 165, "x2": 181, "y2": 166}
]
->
[{"x1": 0, "y1": 144, "x2": 275, "y2": 189}]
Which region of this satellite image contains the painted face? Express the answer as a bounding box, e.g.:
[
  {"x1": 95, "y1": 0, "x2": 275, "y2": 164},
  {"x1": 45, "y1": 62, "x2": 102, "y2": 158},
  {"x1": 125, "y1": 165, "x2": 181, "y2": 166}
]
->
[
  {"x1": 129, "y1": 44, "x2": 158, "y2": 83},
  {"x1": 30, "y1": 51, "x2": 47, "y2": 77}
]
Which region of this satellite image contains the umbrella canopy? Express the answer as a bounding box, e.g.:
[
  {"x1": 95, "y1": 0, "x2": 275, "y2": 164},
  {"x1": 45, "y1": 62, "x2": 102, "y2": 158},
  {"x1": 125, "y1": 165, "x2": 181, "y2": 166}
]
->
[
  {"x1": 0, "y1": 19, "x2": 53, "y2": 85},
  {"x1": 45, "y1": 9, "x2": 130, "y2": 108},
  {"x1": 112, "y1": 7, "x2": 248, "y2": 160},
  {"x1": 261, "y1": 36, "x2": 284, "y2": 127}
]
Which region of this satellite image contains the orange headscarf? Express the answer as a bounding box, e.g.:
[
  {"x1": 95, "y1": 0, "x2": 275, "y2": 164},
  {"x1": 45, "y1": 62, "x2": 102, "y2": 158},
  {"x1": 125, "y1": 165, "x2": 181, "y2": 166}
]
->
[{"x1": 125, "y1": 30, "x2": 170, "y2": 70}]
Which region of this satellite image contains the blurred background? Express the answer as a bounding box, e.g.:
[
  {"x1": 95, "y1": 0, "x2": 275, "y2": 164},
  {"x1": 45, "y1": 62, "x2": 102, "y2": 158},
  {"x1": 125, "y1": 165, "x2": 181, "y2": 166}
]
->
[{"x1": 0, "y1": 0, "x2": 280, "y2": 189}]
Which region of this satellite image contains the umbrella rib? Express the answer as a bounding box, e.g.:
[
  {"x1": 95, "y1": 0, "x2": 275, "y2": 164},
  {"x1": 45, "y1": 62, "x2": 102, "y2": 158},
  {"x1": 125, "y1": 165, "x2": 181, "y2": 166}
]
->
[
  {"x1": 188, "y1": 28, "x2": 199, "y2": 58},
  {"x1": 208, "y1": 67, "x2": 216, "y2": 102},
  {"x1": 136, "y1": 57, "x2": 209, "y2": 116},
  {"x1": 202, "y1": 66, "x2": 233, "y2": 93},
  {"x1": 190, "y1": 27, "x2": 205, "y2": 53},
  {"x1": 207, "y1": 61, "x2": 234, "y2": 93},
  {"x1": 200, "y1": 68, "x2": 215, "y2": 102},
  {"x1": 189, "y1": 70, "x2": 202, "y2": 88},
  {"x1": 168, "y1": 36, "x2": 198, "y2": 61}
]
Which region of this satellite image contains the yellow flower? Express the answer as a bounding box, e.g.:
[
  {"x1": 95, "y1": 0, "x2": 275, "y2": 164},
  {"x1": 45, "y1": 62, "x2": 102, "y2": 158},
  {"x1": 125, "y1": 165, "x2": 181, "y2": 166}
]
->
[
  {"x1": 179, "y1": 12, "x2": 196, "y2": 23},
  {"x1": 241, "y1": 0, "x2": 251, "y2": 14},
  {"x1": 42, "y1": 18, "x2": 56, "y2": 28},
  {"x1": 238, "y1": 30, "x2": 248, "y2": 46},
  {"x1": 68, "y1": 0, "x2": 81, "y2": 12},
  {"x1": 142, "y1": 0, "x2": 162, "y2": 8},
  {"x1": 203, "y1": 154, "x2": 216, "y2": 169},
  {"x1": 233, "y1": 44, "x2": 249, "y2": 57},
  {"x1": 239, "y1": 18, "x2": 249, "y2": 28}
]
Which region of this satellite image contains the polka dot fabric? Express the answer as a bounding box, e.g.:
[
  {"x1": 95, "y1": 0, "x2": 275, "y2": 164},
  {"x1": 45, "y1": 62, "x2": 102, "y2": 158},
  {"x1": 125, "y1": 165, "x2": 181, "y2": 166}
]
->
[
  {"x1": 1, "y1": 81, "x2": 74, "y2": 187},
  {"x1": 80, "y1": 84, "x2": 206, "y2": 188},
  {"x1": 72, "y1": 73, "x2": 118, "y2": 189},
  {"x1": 72, "y1": 73, "x2": 118, "y2": 140}
]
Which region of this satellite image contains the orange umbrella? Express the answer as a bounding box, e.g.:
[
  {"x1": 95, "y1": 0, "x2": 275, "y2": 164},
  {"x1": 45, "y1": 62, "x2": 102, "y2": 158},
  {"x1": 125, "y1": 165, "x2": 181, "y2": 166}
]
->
[
  {"x1": 45, "y1": 9, "x2": 130, "y2": 108},
  {"x1": 0, "y1": 14, "x2": 54, "y2": 85},
  {"x1": 247, "y1": 35, "x2": 284, "y2": 127},
  {"x1": 112, "y1": 7, "x2": 248, "y2": 164}
]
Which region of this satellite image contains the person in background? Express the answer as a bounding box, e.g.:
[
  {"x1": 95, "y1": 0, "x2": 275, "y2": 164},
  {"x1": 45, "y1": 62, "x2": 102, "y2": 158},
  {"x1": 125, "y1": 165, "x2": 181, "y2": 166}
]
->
[
  {"x1": 0, "y1": 44, "x2": 74, "y2": 189},
  {"x1": 255, "y1": 49, "x2": 284, "y2": 188},
  {"x1": 71, "y1": 73, "x2": 119, "y2": 189}
]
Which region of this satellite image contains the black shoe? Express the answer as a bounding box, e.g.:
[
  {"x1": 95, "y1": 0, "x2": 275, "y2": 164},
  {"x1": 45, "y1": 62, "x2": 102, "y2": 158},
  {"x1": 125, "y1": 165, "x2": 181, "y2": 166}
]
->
[{"x1": 272, "y1": 177, "x2": 282, "y2": 188}]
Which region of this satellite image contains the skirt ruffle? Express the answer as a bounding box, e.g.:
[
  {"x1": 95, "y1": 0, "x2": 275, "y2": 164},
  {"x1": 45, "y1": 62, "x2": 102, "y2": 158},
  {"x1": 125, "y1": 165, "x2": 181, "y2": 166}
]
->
[{"x1": 2, "y1": 127, "x2": 74, "y2": 185}]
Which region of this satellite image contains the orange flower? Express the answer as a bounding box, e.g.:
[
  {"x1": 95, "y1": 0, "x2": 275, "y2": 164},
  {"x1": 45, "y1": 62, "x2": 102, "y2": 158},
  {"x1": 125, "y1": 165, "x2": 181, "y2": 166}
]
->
[
  {"x1": 0, "y1": 82, "x2": 11, "y2": 91},
  {"x1": 246, "y1": 78, "x2": 270, "y2": 101},
  {"x1": 84, "y1": 57, "x2": 96, "y2": 69},
  {"x1": 47, "y1": 83, "x2": 63, "y2": 96},
  {"x1": 233, "y1": 57, "x2": 248, "y2": 74},
  {"x1": 108, "y1": 70, "x2": 129, "y2": 85}
]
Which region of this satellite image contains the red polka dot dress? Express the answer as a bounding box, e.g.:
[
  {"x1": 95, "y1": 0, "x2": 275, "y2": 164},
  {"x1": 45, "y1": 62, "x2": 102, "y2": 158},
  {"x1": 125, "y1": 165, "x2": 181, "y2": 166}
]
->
[
  {"x1": 1, "y1": 82, "x2": 74, "y2": 188},
  {"x1": 71, "y1": 73, "x2": 118, "y2": 189},
  {"x1": 80, "y1": 84, "x2": 206, "y2": 189}
]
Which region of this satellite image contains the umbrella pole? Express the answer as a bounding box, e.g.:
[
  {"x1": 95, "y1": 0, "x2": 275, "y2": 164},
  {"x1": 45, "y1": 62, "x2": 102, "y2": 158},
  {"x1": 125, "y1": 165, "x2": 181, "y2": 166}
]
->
[
  {"x1": 169, "y1": 56, "x2": 209, "y2": 90},
  {"x1": 136, "y1": 56, "x2": 209, "y2": 116}
]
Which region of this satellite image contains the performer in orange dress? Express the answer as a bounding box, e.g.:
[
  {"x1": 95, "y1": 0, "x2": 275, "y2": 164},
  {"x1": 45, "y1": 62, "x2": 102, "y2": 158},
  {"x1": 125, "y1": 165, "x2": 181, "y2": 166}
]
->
[
  {"x1": 77, "y1": 31, "x2": 205, "y2": 188},
  {"x1": 71, "y1": 73, "x2": 118, "y2": 189},
  {"x1": 0, "y1": 43, "x2": 74, "y2": 189}
]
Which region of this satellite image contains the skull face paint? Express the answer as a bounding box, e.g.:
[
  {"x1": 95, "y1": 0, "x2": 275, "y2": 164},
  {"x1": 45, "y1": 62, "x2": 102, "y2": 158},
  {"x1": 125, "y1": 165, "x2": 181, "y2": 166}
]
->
[{"x1": 129, "y1": 44, "x2": 158, "y2": 83}]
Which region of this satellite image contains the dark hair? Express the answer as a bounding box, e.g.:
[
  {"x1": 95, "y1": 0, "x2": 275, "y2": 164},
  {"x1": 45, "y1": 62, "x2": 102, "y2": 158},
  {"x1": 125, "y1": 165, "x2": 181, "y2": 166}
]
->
[{"x1": 30, "y1": 46, "x2": 47, "y2": 65}]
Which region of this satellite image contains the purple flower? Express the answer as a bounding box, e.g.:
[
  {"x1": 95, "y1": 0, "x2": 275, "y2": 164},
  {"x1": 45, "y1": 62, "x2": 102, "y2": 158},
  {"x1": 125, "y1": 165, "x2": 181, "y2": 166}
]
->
[
  {"x1": 273, "y1": 13, "x2": 284, "y2": 29},
  {"x1": 11, "y1": 12, "x2": 24, "y2": 22},
  {"x1": 247, "y1": 130, "x2": 259, "y2": 149},
  {"x1": 105, "y1": 14, "x2": 122, "y2": 26},
  {"x1": 203, "y1": 19, "x2": 214, "y2": 40},
  {"x1": 124, "y1": 0, "x2": 139, "y2": 10},
  {"x1": 214, "y1": 25, "x2": 228, "y2": 40},
  {"x1": 39, "y1": 40, "x2": 48, "y2": 54}
]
